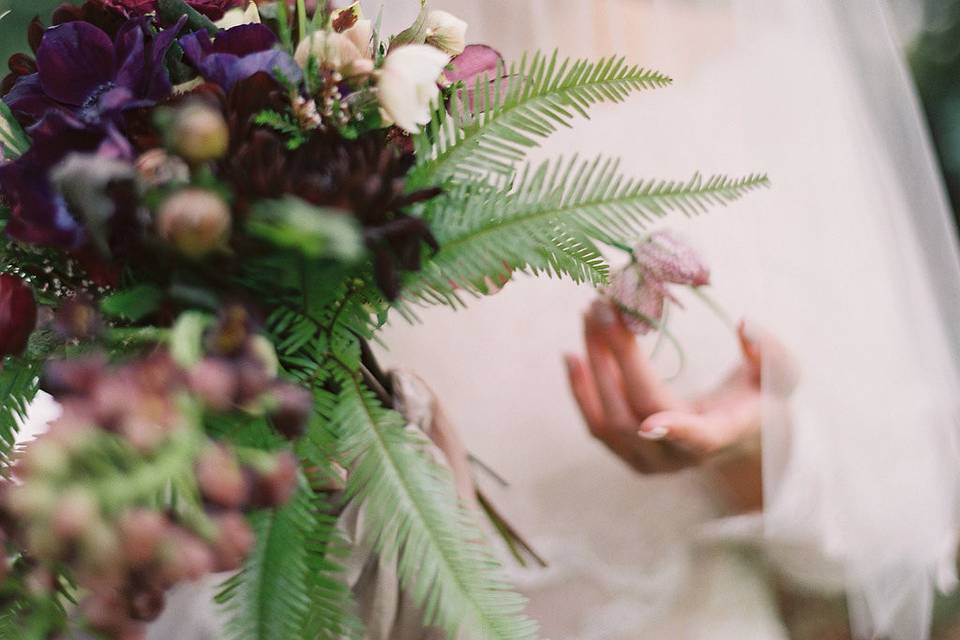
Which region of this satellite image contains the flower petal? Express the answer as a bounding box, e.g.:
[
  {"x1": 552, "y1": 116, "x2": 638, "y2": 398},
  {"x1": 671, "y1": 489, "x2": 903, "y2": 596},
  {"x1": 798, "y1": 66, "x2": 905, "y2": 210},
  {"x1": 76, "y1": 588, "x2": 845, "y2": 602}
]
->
[
  {"x1": 212, "y1": 24, "x2": 277, "y2": 56},
  {"x1": 445, "y1": 44, "x2": 501, "y2": 84},
  {"x1": 36, "y1": 22, "x2": 116, "y2": 106},
  {"x1": 3, "y1": 74, "x2": 63, "y2": 122}
]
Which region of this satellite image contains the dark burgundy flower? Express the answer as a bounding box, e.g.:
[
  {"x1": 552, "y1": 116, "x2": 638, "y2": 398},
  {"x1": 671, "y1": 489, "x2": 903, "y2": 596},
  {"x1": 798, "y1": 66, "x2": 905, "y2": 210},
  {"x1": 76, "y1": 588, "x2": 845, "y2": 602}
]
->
[
  {"x1": 0, "y1": 111, "x2": 132, "y2": 248},
  {"x1": 0, "y1": 275, "x2": 37, "y2": 357},
  {"x1": 180, "y1": 24, "x2": 301, "y2": 92},
  {"x1": 98, "y1": 0, "x2": 240, "y2": 20},
  {"x1": 226, "y1": 128, "x2": 439, "y2": 298},
  {"x1": 3, "y1": 17, "x2": 186, "y2": 127}
]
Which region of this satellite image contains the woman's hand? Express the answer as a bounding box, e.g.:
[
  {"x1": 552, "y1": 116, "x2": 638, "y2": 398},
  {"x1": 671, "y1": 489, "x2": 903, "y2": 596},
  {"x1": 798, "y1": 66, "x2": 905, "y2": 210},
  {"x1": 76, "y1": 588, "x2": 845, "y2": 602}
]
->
[{"x1": 565, "y1": 299, "x2": 796, "y2": 509}]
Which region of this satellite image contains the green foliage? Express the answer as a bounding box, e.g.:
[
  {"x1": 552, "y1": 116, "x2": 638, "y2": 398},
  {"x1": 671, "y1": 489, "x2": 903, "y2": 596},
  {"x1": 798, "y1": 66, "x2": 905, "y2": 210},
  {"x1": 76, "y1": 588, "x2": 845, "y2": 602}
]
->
[
  {"x1": 411, "y1": 51, "x2": 673, "y2": 186},
  {"x1": 254, "y1": 110, "x2": 309, "y2": 150},
  {"x1": 217, "y1": 484, "x2": 359, "y2": 640},
  {"x1": 101, "y1": 285, "x2": 164, "y2": 322},
  {"x1": 0, "y1": 356, "x2": 40, "y2": 459},
  {"x1": 333, "y1": 375, "x2": 538, "y2": 640},
  {"x1": 406, "y1": 157, "x2": 769, "y2": 304},
  {"x1": 248, "y1": 198, "x2": 365, "y2": 261}
]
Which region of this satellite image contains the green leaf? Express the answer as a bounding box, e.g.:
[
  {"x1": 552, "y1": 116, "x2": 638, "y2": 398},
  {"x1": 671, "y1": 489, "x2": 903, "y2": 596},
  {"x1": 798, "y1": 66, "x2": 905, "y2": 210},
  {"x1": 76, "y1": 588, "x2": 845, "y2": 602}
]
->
[
  {"x1": 100, "y1": 285, "x2": 164, "y2": 322},
  {"x1": 170, "y1": 311, "x2": 213, "y2": 368},
  {"x1": 406, "y1": 157, "x2": 769, "y2": 303},
  {"x1": 0, "y1": 356, "x2": 41, "y2": 459},
  {"x1": 217, "y1": 483, "x2": 358, "y2": 640},
  {"x1": 247, "y1": 197, "x2": 364, "y2": 261},
  {"x1": 411, "y1": 51, "x2": 672, "y2": 185},
  {"x1": 334, "y1": 374, "x2": 538, "y2": 640},
  {"x1": 0, "y1": 99, "x2": 30, "y2": 159}
]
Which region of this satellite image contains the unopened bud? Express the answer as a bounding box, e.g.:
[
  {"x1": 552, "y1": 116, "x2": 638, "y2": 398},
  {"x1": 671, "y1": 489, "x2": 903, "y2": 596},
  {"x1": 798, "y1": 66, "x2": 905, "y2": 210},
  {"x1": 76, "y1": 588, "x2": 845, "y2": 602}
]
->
[
  {"x1": 249, "y1": 451, "x2": 298, "y2": 507},
  {"x1": 157, "y1": 188, "x2": 231, "y2": 258},
  {"x1": 211, "y1": 512, "x2": 254, "y2": 572},
  {"x1": 196, "y1": 445, "x2": 248, "y2": 509},
  {"x1": 266, "y1": 383, "x2": 313, "y2": 439},
  {"x1": 52, "y1": 488, "x2": 99, "y2": 540},
  {"x1": 119, "y1": 509, "x2": 167, "y2": 569},
  {"x1": 169, "y1": 103, "x2": 229, "y2": 163},
  {"x1": 128, "y1": 586, "x2": 165, "y2": 622},
  {"x1": 188, "y1": 358, "x2": 238, "y2": 412},
  {"x1": 135, "y1": 148, "x2": 189, "y2": 187}
]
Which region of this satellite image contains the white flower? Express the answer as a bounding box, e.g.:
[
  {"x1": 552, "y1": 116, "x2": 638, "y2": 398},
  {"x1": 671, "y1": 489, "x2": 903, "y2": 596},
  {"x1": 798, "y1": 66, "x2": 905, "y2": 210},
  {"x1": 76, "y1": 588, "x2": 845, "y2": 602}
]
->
[
  {"x1": 294, "y1": 30, "x2": 363, "y2": 71},
  {"x1": 214, "y1": 2, "x2": 260, "y2": 30},
  {"x1": 343, "y1": 19, "x2": 373, "y2": 59},
  {"x1": 377, "y1": 44, "x2": 450, "y2": 134},
  {"x1": 424, "y1": 10, "x2": 467, "y2": 56}
]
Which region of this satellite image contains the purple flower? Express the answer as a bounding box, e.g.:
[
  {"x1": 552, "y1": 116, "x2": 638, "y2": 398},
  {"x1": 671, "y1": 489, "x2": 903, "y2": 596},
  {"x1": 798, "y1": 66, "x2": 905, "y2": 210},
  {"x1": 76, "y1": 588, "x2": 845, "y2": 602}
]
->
[
  {"x1": 607, "y1": 230, "x2": 711, "y2": 334},
  {"x1": 0, "y1": 111, "x2": 132, "y2": 248},
  {"x1": 3, "y1": 17, "x2": 185, "y2": 126},
  {"x1": 180, "y1": 24, "x2": 302, "y2": 92}
]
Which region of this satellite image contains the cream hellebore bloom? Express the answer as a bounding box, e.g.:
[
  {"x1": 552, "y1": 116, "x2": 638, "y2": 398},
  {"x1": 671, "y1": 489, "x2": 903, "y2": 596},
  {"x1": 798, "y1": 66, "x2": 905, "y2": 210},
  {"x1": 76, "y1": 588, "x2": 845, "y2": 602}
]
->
[
  {"x1": 377, "y1": 44, "x2": 450, "y2": 134},
  {"x1": 294, "y1": 30, "x2": 363, "y2": 71},
  {"x1": 214, "y1": 2, "x2": 260, "y2": 30},
  {"x1": 424, "y1": 10, "x2": 467, "y2": 56},
  {"x1": 294, "y1": 5, "x2": 374, "y2": 73}
]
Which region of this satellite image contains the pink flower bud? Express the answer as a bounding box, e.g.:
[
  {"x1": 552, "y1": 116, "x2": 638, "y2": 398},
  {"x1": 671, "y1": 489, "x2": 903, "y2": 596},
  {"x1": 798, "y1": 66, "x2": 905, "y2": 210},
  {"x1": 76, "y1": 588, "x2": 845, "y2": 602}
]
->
[
  {"x1": 266, "y1": 383, "x2": 313, "y2": 440},
  {"x1": 156, "y1": 188, "x2": 231, "y2": 258},
  {"x1": 196, "y1": 445, "x2": 248, "y2": 509},
  {"x1": 52, "y1": 488, "x2": 99, "y2": 541},
  {"x1": 211, "y1": 512, "x2": 254, "y2": 572},
  {"x1": 249, "y1": 451, "x2": 298, "y2": 507},
  {"x1": 170, "y1": 102, "x2": 229, "y2": 163},
  {"x1": 119, "y1": 509, "x2": 167, "y2": 569},
  {"x1": 188, "y1": 358, "x2": 239, "y2": 412}
]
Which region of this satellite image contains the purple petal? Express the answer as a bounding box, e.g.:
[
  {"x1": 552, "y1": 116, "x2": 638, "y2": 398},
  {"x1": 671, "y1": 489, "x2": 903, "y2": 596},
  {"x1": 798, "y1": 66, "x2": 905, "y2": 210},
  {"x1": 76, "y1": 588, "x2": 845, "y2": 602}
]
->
[
  {"x1": 230, "y1": 50, "x2": 301, "y2": 88},
  {"x1": 115, "y1": 16, "x2": 184, "y2": 101},
  {"x1": 113, "y1": 20, "x2": 147, "y2": 92},
  {"x1": 3, "y1": 74, "x2": 63, "y2": 122},
  {"x1": 635, "y1": 230, "x2": 710, "y2": 287},
  {"x1": 213, "y1": 24, "x2": 277, "y2": 56},
  {"x1": 445, "y1": 44, "x2": 502, "y2": 84},
  {"x1": 0, "y1": 163, "x2": 85, "y2": 248},
  {"x1": 36, "y1": 22, "x2": 117, "y2": 106},
  {"x1": 606, "y1": 266, "x2": 665, "y2": 335}
]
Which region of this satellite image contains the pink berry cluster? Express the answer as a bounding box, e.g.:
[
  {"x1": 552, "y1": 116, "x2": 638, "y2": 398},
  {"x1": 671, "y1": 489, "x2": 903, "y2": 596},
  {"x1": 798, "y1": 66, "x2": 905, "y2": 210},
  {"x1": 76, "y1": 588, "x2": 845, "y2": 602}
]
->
[{"x1": 0, "y1": 310, "x2": 309, "y2": 639}]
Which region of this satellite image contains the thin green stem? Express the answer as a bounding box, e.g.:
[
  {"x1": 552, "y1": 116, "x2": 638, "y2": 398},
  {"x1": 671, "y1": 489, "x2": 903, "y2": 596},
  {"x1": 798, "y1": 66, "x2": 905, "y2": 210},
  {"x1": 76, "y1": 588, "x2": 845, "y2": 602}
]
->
[
  {"x1": 296, "y1": 0, "x2": 307, "y2": 43},
  {"x1": 689, "y1": 286, "x2": 736, "y2": 332}
]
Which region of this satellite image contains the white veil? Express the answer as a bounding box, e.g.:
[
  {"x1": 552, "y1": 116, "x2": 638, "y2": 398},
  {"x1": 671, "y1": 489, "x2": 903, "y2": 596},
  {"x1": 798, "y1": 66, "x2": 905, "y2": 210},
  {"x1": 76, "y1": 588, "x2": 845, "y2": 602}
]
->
[
  {"x1": 729, "y1": 1, "x2": 960, "y2": 638},
  {"x1": 372, "y1": 1, "x2": 960, "y2": 638}
]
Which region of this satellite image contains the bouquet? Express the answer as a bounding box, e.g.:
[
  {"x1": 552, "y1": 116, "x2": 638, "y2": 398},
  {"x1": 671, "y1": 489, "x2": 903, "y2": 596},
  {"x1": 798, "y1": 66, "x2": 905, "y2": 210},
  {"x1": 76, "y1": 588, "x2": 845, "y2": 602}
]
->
[{"x1": 0, "y1": 0, "x2": 767, "y2": 637}]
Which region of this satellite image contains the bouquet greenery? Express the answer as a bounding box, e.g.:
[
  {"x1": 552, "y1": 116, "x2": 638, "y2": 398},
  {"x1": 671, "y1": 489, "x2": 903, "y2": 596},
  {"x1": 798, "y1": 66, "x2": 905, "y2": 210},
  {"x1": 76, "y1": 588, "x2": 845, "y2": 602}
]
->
[{"x1": 0, "y1": 0, "x2": 767, "y2": 637}]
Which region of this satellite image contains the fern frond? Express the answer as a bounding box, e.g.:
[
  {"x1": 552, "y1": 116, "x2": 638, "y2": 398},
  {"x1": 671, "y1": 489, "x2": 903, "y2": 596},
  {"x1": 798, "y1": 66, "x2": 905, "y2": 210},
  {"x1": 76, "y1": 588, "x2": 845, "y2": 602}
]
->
[
  {"x1": 0, "y1": 357, "x2": 41, "y2": 458},
  {"x1": 412, "y1": 51, "x2": 672, "y2": 184},
  {"x1": 217, "y1": 484, "x2": 355, "y2": 640},
  {"x1": 406, "y1": 157, "x2": 768, "y2": 302},
  {"x1": 334, "y1": 374, "x2": 538, "y2": 640}
]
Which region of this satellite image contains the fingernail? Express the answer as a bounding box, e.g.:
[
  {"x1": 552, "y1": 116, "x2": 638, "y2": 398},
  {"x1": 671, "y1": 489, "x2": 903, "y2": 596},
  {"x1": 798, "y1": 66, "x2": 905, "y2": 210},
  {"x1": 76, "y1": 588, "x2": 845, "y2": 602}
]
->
[
  {"x1": 590, "y1": 299, "x2": 616, "y2": 327},
  {"x1": 563, "y1": 354, "x2": 578, "y2": 373},
  {"x1": 638, "y1": 424, "x2": 669, "y2": 440}
]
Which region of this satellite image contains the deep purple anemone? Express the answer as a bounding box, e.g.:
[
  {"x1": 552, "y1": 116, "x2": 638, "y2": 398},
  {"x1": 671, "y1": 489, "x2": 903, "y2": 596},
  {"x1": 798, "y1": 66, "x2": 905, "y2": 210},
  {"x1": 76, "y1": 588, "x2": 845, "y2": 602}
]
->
[
  {"x1": 180, "y1": 24, "x2": 302, "y2": 92},
  {"x1": 0, "y1": 111, "x2": 132, "y2": 248},
  {"x1": 3, "y1": 16, "x2": 186, "y2": 127}
]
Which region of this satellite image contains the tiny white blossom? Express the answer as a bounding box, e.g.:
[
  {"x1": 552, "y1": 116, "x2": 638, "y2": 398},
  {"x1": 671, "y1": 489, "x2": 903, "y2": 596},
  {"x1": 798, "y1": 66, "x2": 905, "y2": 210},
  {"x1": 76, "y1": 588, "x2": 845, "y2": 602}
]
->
[{"x1": 377, "y1": 44, "x2": 450, "y2": 134}]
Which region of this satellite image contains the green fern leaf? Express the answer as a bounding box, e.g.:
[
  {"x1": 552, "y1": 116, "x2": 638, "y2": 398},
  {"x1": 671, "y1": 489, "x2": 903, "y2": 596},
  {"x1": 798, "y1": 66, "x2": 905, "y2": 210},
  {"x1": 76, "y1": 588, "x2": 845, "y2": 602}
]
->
[
  {"x1": 0, "y1": 357, "x2": 41, "y2": 458},
  {"x1": 406, "y1": 156, "x2": 768, "y2": 302},
  {"x1": 218, "y1": 484, "x2": 351, "y2": 640},
  {"x1": 412, "y1": 51, "x2": 672, "y2": 184},
  {"x1": 334, "y1": 374, "x2": 538, "y2": 640}
]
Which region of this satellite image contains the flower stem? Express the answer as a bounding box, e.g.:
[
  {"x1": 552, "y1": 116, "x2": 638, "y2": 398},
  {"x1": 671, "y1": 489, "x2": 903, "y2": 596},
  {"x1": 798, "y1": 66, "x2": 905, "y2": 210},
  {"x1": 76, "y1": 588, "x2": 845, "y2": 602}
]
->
[{"x1": 689, "y1": 286, "x2": 736, "y2": 332}]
